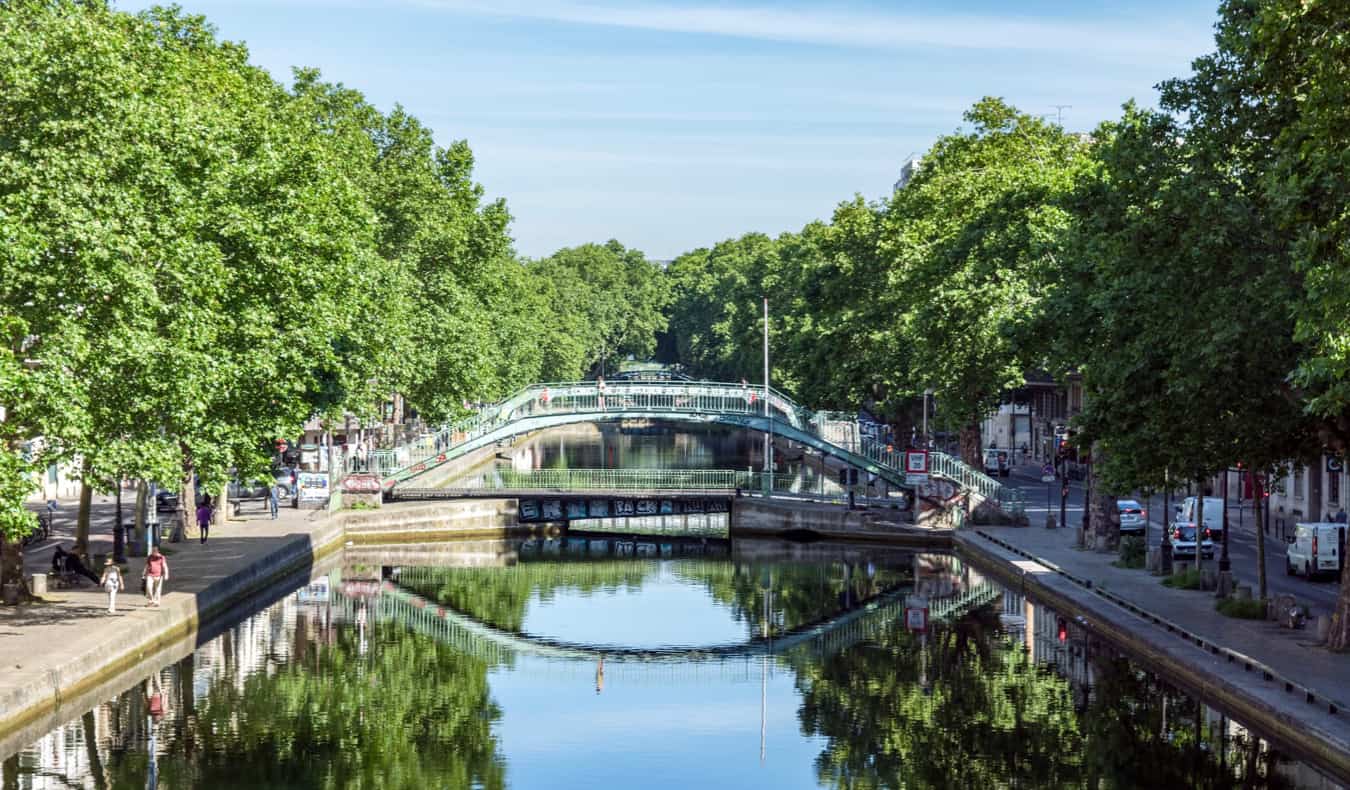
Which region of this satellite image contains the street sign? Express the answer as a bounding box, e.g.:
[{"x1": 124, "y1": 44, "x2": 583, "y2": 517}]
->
[
  {"x1": 905, "y1": 472, "x2": 929, "y2": 486},
  {"x1": 904, "y1": 595, "x2": 929, "y2": 632},
  {"x1": 905, "y1": 449, "x2": 929, "y2": 474},
  {"x1": 1040, "y1": 475, "x2": 1056, "y2": 483},
  {"x1": 1042, "y1": 463, "x2": 1054, "y2": 477}
]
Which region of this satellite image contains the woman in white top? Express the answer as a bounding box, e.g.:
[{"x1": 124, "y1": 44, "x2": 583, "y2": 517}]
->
[{"x1": 100, "y1": 558, "x2": 124, "y2": 614}]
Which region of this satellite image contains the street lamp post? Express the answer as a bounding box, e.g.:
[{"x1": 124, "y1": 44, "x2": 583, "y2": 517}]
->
[
  {"x1": 1161, "y1": 469, "x2": 1173, "y2": 573},
  {"x1": 113, "y1": 480, "x2": 125, "y2": 564},
  {"x1": 762, "y1": 297, "x2": 772, "y2": 494},
  {"x1": 1219, "y1": 468, "x2": 1231, "y2": 573}
]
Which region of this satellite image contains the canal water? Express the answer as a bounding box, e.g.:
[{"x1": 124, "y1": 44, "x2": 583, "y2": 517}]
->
[{"x1": 2, "y1": 538, "x2": 1339, "y2": 789}]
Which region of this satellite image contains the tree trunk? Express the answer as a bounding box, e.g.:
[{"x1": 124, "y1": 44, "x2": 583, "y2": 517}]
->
[
  {"x1": 1253, "y1": 475, "x2": 1267, "y2": 601},
  {"x1": 74, "y1": 475, "x2": 92, "y2": 555},
  {"x1": 0, "y1": 535, "x2": 22, "y2": 594},
  {"x1": 178, "y1": 444, "x2": 197, "y2": 539},
  {"x1": 959, "y1": 421, "x2": 982, "y2": 469},
  {"x1": 1331, "y1": 537, "x2": 1350, "y2": 651},
  {"x1": 1088, "y1": 444, "x2": 1118, "y2": 551}
]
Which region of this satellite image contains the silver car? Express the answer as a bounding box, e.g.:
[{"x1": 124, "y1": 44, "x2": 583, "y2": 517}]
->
[
  {"x1": 1169, "y1": 523, "x2": 1214, "y2": 559},
  {"x1": 1117, "y1": 499, "x2": 1147, "y2": 536}
]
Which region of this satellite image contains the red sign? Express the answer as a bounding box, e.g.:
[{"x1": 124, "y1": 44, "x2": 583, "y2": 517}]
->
[
  {"x1": 341, "y1": 474, "x2": 382, "y2": 494},
  {"x1": 905, "y1": 449, "x2": 929, "y2": 474}
]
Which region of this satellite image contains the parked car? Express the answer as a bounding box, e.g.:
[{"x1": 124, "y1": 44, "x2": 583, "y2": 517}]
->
[
  {"x1": 154, "y1": 489, "x2": 179, "y2": 511},
  {"x1": 1169, "y1": 523, "x2": 1214, "y2": 559},
  {"x1": 227, "y1": 479, "x2": 273, "y2": 516},
  {"x1": 1117, "y1": 499, "x2": 1147, "y2": 536},
  {"x1": 1175, "y1": 496, "x2": 1226, "y2": 541},
  {"x1": 1286, "y1": 522, "x2": 1345, "y2": 579},
  {"x1": 982, "y1": 448, "x2": 1011, "y2": 478},
  {"x1": 273, "y1": 466, "x2": 297, "y2": 500}
]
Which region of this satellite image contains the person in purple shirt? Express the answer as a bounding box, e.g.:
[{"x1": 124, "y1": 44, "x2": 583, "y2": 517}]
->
[{"x1": 197, "y1": 495, "x2": 214, "y2": 544}]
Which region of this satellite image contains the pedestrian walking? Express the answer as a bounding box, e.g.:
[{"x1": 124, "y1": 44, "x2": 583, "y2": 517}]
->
[
  {"x1": 197, "y1": 495, "x2": 213, "y2": 544},
  {"x1": 597, "y1": 376, "x2": 606, "y2": 410},
  {"x1": 268, "y1": 483, "x2": 279, "y2": 520},
  {"x1": 143, "y1": 547, "x2": 168, "y2": 607},
  {"x1": 100, "y1": 558, "x2": 124, "y2": 613}
]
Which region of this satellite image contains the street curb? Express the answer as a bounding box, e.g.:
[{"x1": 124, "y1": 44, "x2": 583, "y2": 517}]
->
[{"x1": 955, "y1": 530, "x2": 1350, "y2": 785}]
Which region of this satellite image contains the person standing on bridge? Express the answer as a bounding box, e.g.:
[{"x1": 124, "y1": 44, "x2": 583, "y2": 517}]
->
[
  {"x1": 540, "y1": 386, "x2": 551, "y2": 412},
  {"x1": 597, "y1": 376, "x2": 606, "y2": 410}
]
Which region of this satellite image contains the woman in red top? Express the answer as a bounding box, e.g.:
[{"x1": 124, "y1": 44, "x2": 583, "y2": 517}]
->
[{"x1": 143, "y1": 547, "x2": 169, "y2": 607}]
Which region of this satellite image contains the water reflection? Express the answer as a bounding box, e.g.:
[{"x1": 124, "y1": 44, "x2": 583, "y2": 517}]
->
[{"x1": 2, "y1": 540, "x2": 1340, "y2": 789}]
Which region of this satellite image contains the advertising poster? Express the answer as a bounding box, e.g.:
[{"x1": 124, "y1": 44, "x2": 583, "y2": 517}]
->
[{"x1": 297, "y1": 472, "x2": 330, "y2": 503}]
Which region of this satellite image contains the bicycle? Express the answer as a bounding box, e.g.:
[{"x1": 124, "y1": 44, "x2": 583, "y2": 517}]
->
[{"x1": 22, "y1": 512, "x2": 52, "y2": 547}]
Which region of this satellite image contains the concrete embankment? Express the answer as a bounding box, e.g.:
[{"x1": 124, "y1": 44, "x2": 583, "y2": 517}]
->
[
  {"x1": 0, "y1": 499, "x2": 537, "y2": 743},
  {"x1": 0, "y1": 513, "x2": 346, "y2": 741},
  {"x1": 955, "y1": 529, "x2": 1350, "y2": 785},
  {"x1": 732, "y1": 497, "x2": 950, "y2": 547}
]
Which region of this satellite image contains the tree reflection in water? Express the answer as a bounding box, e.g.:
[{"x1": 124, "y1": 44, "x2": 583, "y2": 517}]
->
[
  {"x1": 96, "y1": 617, "x2": 505, "y2": 789},
  {"x1": 794, "y1": 609, "x2": 1294, "y2": 789}
]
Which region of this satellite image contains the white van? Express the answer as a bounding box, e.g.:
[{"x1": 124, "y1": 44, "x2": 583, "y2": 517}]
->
[
  {"x1": 982, "y1": 448, "x2": 1011, "y2": 478},
  {"x1": 1286, "y1": 522, "x2": 1345, "y2": 579},
  {"x1": 1176, "y1": 496, "x2": 1227, "y2": 539}
]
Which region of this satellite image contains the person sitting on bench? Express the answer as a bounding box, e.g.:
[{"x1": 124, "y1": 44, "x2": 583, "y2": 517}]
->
[{"x1": 52, "y1": 545, "x2": 100, "y2": 586}]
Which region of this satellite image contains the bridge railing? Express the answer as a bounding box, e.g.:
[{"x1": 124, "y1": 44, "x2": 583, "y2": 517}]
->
[{"x1": 360, "y1": 380, "x2": 1023, "y2": 514}]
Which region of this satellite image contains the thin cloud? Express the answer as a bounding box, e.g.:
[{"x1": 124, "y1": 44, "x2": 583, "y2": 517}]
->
[{"x1": 413, "y1": 0, "x2": 1211, "y2": 63}]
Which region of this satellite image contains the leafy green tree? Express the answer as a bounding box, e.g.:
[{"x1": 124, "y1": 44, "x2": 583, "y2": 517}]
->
[
  {"x1": 1152, "y1": 0, "x2": 1350, "y2": 649},
  {"x1": 531, "y1": 241, "x2": 669, "y2": 380},
  {"x1": 881, "y1": 98, "x2": 1089, "y2": 466}
]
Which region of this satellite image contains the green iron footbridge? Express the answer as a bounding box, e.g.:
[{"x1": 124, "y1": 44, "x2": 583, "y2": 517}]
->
[{"x1": 355, "y1": 380, "x2": 1023, "y2": 514}]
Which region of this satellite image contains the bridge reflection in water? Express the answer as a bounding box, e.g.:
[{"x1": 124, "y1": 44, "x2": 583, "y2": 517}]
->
[{"x1": 330, "y1": 538, "x2": 999, "y2": 686}]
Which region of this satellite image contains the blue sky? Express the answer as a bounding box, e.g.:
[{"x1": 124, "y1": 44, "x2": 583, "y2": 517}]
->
[{"x1": 117, "y1": 0, "x2": 1220, "y2": 260}]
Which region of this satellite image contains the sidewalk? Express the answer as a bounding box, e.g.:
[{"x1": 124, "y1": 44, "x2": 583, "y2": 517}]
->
[{"x1": 0, "y1": 500, "x2": 342, "y2": 736}]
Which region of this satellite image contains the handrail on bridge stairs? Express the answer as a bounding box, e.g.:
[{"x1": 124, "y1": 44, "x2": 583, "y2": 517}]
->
[{"x1": 351, "y1": 380, "x2": 1024, "y2": 517}]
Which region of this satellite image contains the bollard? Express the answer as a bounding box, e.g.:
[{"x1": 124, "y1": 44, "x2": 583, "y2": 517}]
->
[
  {"x1": 1316, "y1": 615, "x2": 1331, "y2": 643},
  {"x1": 29, "y1": 573, "x2": 47, "y2": 596}
]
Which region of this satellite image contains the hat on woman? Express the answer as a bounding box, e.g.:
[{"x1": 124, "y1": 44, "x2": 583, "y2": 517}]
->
[{"x1": 104, "y1": 558, "x2": 114, "y2": 565}]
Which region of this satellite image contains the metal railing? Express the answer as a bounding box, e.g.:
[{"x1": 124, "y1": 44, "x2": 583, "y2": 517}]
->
[{"x1": 353, "y1": 380, "x2": 1023, "y2": 514}]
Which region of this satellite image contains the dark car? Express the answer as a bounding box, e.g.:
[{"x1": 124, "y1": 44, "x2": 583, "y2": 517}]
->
[
  {"x1": 227, "y1": 479, "x2": 273, "y2": 516},
  {"x1": 154, "y1": 489, "x2": 179, "y2": 511}
]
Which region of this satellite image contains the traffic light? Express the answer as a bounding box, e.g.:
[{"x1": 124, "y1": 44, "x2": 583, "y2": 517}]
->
[{"x1": 1056, "y1": 617, "x2": 1068, "y2": 643}]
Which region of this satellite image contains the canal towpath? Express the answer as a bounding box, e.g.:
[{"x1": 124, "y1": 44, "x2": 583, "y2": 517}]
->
[
  {"x1": 957, "y1": 523, "x2": 1350, "y2": 784},
  {"x1": 0, "y1": 494, "x2": 343, "y2": 737}
]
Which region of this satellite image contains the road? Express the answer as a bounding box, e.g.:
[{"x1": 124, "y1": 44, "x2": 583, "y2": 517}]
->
[{"x1": 1002, "y1": 463, "x2": 1342, "y2": 617}]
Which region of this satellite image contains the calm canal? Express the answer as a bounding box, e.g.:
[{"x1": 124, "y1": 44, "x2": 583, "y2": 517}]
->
[{"x1": 1, "y1": 537, "x2": 1339, "y2": 789}]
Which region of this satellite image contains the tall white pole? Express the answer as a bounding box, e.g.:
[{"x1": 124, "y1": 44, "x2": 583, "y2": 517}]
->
[{"x1": 763, "y1": 297, "x2": 772, "y2": 483}]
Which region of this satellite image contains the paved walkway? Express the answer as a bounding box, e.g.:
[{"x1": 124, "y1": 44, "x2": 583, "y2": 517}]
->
[
  {"x1": 0, "y1": 493, "x2": 331, "y2": 728},
  {"x1": 974, "y1": 524, "x2": 1350, "y2": 702}
]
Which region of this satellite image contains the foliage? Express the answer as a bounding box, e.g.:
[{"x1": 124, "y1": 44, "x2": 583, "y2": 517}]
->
[
  {"x1": 1114, "y1": 536, "x2": 1146, "y2": 569},
  {"x1": 1216, "y1": 596, "x2": 1267, "y2": 620},
  {"x1": 530, "y1": 241, "x2": 669, "y2": 381},
  {"x1": 881, "y1": 98, "x2": 1089, "y2": 461},
  {"x1": 1162, "y1": 569, "x2": 1204, "y2": 590}
]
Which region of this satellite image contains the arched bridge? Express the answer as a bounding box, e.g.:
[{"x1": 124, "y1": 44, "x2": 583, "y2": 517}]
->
[{"x1": 357, "y1": 380, "x2": 1022, "y2": 513}]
